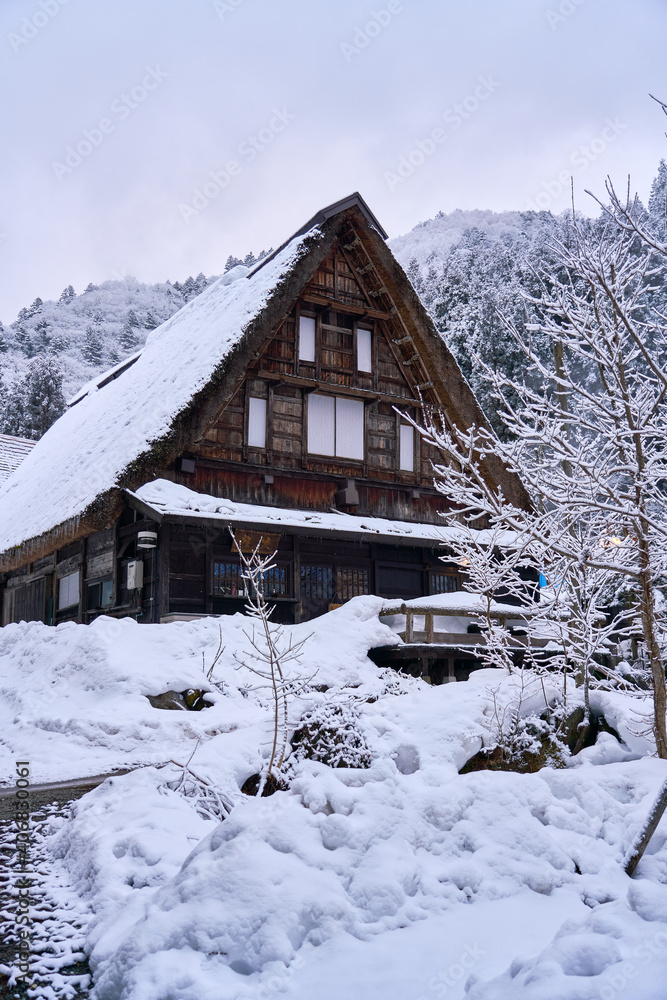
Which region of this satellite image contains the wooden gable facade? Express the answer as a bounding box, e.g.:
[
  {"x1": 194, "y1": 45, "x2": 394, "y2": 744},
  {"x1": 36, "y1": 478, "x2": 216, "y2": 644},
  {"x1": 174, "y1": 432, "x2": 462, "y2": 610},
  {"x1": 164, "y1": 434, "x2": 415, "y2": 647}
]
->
[{"x1": 0, "y1": 195, "x2": 529, "y2": 628}]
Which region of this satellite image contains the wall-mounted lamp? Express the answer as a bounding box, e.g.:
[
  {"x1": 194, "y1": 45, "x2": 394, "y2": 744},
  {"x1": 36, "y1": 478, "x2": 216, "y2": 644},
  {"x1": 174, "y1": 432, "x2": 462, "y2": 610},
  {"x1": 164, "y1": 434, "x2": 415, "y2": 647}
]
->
[{"x1": 137, "y1": 531, "x2": 158, "y2": 550}]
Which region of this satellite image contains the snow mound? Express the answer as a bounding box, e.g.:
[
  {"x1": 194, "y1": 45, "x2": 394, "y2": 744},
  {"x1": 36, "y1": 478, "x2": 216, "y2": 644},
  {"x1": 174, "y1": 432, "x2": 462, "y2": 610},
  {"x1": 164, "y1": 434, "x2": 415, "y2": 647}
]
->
[
  {"x1": 57, "y1": 751, "x2": 667, "y2": 1000},
  {"x1": 4, "y1": 600, "x2": 666, "y2": 999},
  {"x1": 0, "y1": 597, "x2": 395, "y2": 784}
]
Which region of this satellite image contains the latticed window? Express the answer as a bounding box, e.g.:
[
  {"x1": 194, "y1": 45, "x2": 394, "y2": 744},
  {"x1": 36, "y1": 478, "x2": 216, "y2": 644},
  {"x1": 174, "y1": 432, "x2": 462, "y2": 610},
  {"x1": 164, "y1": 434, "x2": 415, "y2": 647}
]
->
[
  {"x1": 213, "y1": 562, "x2": 246, "y2": 597},
  {"x1": 431, "y1": 572, "x2": 458, "y2": 594},
  {"x1": 336, "y1": 567, "x2": 370, "y2": 601},
  {"x1": 300, "y1": 565, "x2": 334, "y2": 602},
  {"x1": 214, "y1": 562, "x2": 287, "y2": 598},
  {"x1": 260, "y1": 566, "x2": 287, "y2": 597}
]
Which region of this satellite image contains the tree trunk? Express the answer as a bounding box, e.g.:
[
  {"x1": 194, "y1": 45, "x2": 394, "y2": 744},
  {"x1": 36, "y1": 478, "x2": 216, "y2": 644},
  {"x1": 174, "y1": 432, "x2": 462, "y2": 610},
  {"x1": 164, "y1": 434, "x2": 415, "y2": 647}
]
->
[
  {"x1": 625, "y1": 778, "x2": 667, "y2": 875},
  {"x1": 639, "y1": 565, "x2": 667, "y2": 759}
]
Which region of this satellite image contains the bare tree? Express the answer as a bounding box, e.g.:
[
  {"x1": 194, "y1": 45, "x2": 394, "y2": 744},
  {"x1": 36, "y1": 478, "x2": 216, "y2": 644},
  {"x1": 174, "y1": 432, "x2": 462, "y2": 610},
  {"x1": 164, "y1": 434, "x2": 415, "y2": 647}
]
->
[
  {"x1": 438, "y1": 520, "x2": 540, "y2": 677},
  {"x1": 230, "y1": 532, "x2": 314, "y2": 794},
  {"x1": 415, "y1": 196, "x2": 667, "y2": 757}
]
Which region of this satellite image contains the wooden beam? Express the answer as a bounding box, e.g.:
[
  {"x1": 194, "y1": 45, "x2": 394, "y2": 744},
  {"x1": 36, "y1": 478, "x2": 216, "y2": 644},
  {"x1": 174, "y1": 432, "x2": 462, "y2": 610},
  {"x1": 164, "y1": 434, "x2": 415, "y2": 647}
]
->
[
  {"x1": 126, "y1": 494, "x2": 164, "y2": 523},
  {"x1": 158, "y1": 522, "x2": 170, "y2": 621},
  {"x1": 300, "y1": 294, "x2": 393, "y2": 321},
  {"x1": 251, "y1": 369, "x2": 422, "y2": 407},
  {"x1": 398, "y1": 631, "x2": 551, "y2": 648},
  {"x1": 267, "y1": 383, "x2": 275, "y2": 467},
  {"x1": 381, "y1": 604, "x2": 540, "y2": 619}
]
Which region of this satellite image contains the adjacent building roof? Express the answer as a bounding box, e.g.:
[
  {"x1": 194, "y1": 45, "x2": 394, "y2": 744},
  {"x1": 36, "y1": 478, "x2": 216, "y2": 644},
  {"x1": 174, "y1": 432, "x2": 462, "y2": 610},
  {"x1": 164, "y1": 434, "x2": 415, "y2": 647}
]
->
[{"x1": 0, "y1": 434, "x2": 37, "y2": 485}]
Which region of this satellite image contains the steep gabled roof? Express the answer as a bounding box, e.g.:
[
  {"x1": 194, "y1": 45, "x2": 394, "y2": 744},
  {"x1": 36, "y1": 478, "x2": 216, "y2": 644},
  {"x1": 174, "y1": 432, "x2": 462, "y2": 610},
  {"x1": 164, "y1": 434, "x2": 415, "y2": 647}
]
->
[
  {"x1": 246, "y1": 192, "x2": 388, "y2": 276},
  {"x1": 0, "y1": 434, "x2": 37, "y2": 484},
  {"x1": 0, "y1": 196, "x2": 530, "y2": 571},
  {"x1": 0, "y1": 232, "x2": 320, "y2": 568}
]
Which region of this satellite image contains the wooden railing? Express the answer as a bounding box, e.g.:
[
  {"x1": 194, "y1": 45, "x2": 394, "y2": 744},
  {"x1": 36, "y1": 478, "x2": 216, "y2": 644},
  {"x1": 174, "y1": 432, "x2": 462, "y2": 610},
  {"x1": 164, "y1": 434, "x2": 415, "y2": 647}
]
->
[{"x1": 379, "y1": 603, "x2": 548, "y2": 648}]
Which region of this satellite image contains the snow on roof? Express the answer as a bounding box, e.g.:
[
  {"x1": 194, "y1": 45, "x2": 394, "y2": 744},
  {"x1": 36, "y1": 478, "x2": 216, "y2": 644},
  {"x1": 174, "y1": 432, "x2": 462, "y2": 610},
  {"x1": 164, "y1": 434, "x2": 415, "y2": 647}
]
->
[
  {"x1": 379, "y1": 591, "x2": 538, "y2": 617},
  {"x1": 0, "y1": 236, "x2": 318, "y2": 555},
  {"x1": 131, "y1": 478, "x2": 461, "y2": 546},
  {"x1": 0, "y1": 434, "x2": 37, "y2": 485},
  {"x1": 66, "y1": 350, "x2": 144, "y2": 407}
]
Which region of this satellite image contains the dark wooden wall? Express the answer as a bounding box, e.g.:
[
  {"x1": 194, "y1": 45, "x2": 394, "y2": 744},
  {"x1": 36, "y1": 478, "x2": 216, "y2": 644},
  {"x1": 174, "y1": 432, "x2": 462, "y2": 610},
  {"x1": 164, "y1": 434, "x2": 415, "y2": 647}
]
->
[
  {"x1": 188, "y1": 245, "x2": 449, "y2": 525},
  {"x1": 164, "y1": 520, "x2": 461, "y2": 623},
  {"x1": 0, "y1": 237, "x2": 464, "y2": 628}
]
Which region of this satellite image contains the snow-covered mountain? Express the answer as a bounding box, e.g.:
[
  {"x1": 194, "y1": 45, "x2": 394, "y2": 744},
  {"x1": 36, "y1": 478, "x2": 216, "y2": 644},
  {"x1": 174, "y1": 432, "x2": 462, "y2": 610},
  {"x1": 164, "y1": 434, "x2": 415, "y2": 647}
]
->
[
  {"x1": 0, "y1": 273, "x2": 214, "y2": 402},
  {"x1": 2, "y1": 168, "x2": 665, "y2": 442},
  {"x1": 0, "y1": 251, "x2": 277, "y2": 439},
  {"x1": 389, "y1": 207, "x2": 529, "y2": 275}
]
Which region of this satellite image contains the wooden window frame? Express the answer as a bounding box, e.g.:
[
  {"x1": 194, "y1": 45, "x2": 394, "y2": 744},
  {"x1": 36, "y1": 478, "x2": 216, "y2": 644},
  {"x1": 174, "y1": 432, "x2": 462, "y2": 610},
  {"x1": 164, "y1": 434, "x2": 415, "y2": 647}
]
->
[
  {"x1": 58, "y1": 570, "x2": 80, "y2": 610},
  {"x1": 211, "y1": 559, "x2": 291, "y2": 600},
  {"x1": 247, "y1": 395, "x2": 268, "y2": 450},
  {"x1": 355, "y1": 323, "x2": 373, "y2": 375},
  {"x1": 297, "y1": 313, "x2": 317, "y2": 364},
  {"x1": 399, "y1": 421, "x2": 415, "y2": 472},
  {"x1": 306, "y1": 393, "x2": 365, "y2": 462},
  {"x1": 430, "y1": 571, "x2": 460, "y2": 595},
  {"x1": 396, "y1": 412, "x2": 419, "y2": 477}
]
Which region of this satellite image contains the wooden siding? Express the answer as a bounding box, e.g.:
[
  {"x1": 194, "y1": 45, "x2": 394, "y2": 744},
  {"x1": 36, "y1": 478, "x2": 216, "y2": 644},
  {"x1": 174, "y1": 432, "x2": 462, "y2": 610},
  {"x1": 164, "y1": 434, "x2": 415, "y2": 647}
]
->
[
  {"x1": 189, "y1": 234, "x2": 450, "y2": 525},
  {"x1": 271, "y1": 387, "x2": 303, "y2": 464},
  {"x1": 259, "y1": 314, "x2": 296, "y2": 375},
  {"x1": 303, "y1": 249, "x2": 370, "y2": 309},
  {"x1": 197, "y1": 233, "x2": 432, "y2": 513},
  {"x1": 199, "y1": 386, "x2": 245, "y2": 463},
  {"x1": 376, "y1": 324, "x2": 414, "y2": 399}
]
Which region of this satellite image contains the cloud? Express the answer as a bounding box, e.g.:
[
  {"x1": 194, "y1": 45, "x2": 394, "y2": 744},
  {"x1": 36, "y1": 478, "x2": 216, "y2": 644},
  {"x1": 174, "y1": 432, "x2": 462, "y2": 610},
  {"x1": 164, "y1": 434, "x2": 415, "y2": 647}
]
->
[{"x1": 0, "y1": 0, "x2": 665, "y2": 319}]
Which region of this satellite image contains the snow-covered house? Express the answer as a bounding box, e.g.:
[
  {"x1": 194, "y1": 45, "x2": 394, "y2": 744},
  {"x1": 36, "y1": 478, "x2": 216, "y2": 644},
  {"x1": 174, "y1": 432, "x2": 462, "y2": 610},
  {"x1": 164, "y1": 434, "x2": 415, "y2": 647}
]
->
[
  {"x1": 0, "y1": 194, "x2": 529, "y2": 627},
  {"x1": 0, "y1": 433, "x2": 36, "y2": 485}
]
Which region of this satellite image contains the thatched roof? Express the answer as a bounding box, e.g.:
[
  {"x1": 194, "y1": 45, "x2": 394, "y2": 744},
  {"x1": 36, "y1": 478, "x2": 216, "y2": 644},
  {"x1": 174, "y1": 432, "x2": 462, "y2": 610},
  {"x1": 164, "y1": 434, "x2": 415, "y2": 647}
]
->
[{"x1": 0, "y1": 195, "x2": 529, "y2": 572}]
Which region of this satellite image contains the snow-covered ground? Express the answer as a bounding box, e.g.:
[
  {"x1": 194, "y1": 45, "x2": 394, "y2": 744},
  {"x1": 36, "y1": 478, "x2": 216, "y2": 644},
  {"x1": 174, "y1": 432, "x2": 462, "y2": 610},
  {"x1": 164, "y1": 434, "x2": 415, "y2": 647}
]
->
[{"x1": 1, "y1": 599, "x2": 666, "y2": 999}]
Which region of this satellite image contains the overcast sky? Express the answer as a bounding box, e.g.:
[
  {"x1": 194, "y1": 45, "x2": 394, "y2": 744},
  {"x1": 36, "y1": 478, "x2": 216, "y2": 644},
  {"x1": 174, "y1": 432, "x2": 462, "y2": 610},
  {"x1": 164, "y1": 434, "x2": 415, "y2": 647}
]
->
[{"x1": 1, "y1": 0, "x2": 666, "y2": 320}]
